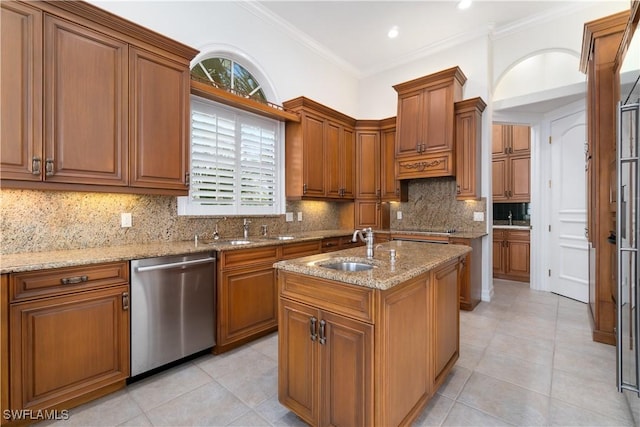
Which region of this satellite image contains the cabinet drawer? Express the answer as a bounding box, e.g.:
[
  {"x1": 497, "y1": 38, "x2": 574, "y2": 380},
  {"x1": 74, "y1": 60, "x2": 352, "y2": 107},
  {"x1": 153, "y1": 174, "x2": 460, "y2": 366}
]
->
[
  {"x1": 220, "y1": 246, "x2": 279, "y2": 269},
  {"x1": 339, "y1": 236, "x2": 364, "y2": 250},
  {"x1": 279, "y1": 271, "x2": 374, "y2": 323},
  {"x1": 321, "y1": 237, "x2": 341, "y2": 252},
  {"x1": 281, "y1": 241, "x2": 322, "y2": 260},
  {"x1": 10, "y1": 262, "x2": 129, "y2": 302},
  {"x1": 396, "y1": 152, "x2": 453, "y2": 180},
  {"x1": 507, "y1": 230, "x2": 530, "y2": 241}
]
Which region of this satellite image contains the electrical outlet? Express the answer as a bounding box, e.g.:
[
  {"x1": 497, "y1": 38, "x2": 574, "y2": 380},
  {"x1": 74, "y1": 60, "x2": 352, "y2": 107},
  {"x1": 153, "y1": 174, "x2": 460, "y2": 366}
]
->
[
  {"x1": 396, "y1": 211, "x2": 403, "y2": 220},
  {"x1": 473, "y1": 212, "x2": 485, "y2": 222},
  {"x1": 285, "y1": 212, "x2": 294, "y2": 222},
  {"x1": 297, "y1": 212, "x2": 303, "y2": 221},
  {"x1": 121, "y1": 212, "x2": 132, "y2": 228}
]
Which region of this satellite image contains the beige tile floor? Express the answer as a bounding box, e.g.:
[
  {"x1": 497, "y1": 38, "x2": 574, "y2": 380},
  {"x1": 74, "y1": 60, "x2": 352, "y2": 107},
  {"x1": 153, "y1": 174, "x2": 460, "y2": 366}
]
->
[{"x1": 43, "y1": 279, "x2": 637, "y2": 426}]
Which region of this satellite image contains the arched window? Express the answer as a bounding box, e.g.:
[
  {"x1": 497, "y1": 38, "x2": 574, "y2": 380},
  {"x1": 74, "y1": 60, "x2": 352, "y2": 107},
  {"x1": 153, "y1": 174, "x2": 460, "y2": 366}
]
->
[
  {"x1": 191, "y1": 57, "x2": 268, "y2": 104},
  {"x1": 179, "y1": 53, "x2": 285, "y2": 216}
]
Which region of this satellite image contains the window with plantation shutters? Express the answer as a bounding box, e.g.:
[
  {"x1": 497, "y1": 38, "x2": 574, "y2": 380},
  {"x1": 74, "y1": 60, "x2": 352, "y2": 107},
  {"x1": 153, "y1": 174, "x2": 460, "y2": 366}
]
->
[{"x1": 178, "y1": 96, "x2": 284, "y2": 216}]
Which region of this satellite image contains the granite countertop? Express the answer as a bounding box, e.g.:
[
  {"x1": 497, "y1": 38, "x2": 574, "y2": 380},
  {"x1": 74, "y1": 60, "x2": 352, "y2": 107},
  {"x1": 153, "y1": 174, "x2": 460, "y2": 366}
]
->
[
  {"x1": 492, "y1": 224, "x2": 531, "y2": 230},
  {"x1": 273, "y1": 240, "x2": 471, "y2": 291},
  {"x1": 0, "y1": 229, "x2": 357, "y2": 274},
  {"x1": 1, "y1": 228, "x2": 484, "y2": 274}
]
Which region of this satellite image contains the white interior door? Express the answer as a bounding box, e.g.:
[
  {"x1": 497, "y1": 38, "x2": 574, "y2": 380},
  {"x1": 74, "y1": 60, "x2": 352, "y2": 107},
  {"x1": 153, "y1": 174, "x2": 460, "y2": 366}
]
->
[{"x1": 549, "y1": 109, "x2": 589, "y2": 302}]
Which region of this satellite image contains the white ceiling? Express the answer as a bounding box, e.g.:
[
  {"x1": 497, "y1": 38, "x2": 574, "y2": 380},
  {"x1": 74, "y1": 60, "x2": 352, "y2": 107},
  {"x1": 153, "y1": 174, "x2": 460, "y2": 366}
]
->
[{"x1": 254, "y1": 1, "x2": 608, "y2": 78}]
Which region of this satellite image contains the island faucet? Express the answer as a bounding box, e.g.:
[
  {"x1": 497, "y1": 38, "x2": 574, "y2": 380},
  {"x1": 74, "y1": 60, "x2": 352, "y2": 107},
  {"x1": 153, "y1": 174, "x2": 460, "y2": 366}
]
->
[
  {"x1": 243, "y1": 218, "x2": 251, "y2": 239},
  {"x1": 352, "y1": 227, "x2": 375, "y2": 259}
]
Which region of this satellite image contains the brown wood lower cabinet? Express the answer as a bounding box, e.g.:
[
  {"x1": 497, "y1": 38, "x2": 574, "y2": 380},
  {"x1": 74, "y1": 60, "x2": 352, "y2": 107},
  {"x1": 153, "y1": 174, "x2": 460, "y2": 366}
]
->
[
  {"x1": 278, "y1": 257, "x2": 462, "y2": 426},
  {"x1": 216, "y1": 240, "x2": 325, "y2": 354},
  {"x1": 493, "y1": 229, "x2": 530, "y2": 282},
  {"x1": 6, "y1": 262, "x2": 129, "y2": 420},
  {"x1": 216, "y1": 246, "x2": 279, "y2": 354}
]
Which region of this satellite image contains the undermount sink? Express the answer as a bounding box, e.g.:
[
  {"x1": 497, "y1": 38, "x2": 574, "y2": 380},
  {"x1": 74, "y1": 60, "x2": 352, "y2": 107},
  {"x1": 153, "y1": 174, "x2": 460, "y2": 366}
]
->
[
  {"x1": 321, "y1": 262, "x2": 374, "y2": 272},
  {"x1": 230, "y1": 240, "x2": 252, "y2": 245},
  {"x1": 265, "y1": 236, "x2": 296, "y2": 241}
]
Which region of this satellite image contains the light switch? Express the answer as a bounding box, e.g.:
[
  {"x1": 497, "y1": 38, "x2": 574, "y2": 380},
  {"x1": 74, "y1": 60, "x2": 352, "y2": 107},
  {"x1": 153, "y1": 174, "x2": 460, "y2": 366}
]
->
[
  {"x1": 285, "y1": 212, "x2": 294, "y2": 222},
  {"x1": 473, "y1": 212, "x2": 485, "y2": 222},
  {"x1": 297, "y1": 212, "x2": 303, "y2": 221},
  {"x1": 121, "y1": 212, "x2": 132, "y2": 227},
  {"x1": 396, "y1": 211, "x2": 403, "y2": 220}
]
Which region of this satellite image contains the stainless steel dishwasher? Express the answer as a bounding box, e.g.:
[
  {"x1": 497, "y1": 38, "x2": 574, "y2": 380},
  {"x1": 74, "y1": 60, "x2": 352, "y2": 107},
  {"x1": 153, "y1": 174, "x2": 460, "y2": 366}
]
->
[{"x1": 130, "y1": 252, "x2": 216, "y2": 377}]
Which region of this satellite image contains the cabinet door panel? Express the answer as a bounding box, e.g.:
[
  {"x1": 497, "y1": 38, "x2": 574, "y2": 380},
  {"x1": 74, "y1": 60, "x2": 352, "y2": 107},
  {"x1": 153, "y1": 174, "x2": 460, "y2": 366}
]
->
[
  {"x1": 354, "y1": 200, "x2": 380, "y2": 229},
  {"x1": 325, "y1": 122, "x2": 341, "y2": 198},
  {"x1": 433, "y1": 261, "x2": 459, "y2": 382},
  {"x1": 44, "y1": 15, "x2": 128, "y2": 185},
  {"x1": 355, "y1": 131, "x2": 380, "y2": 199},
  {"x1": 320, "y1": 311, "x2": 373, "y2": 427},
  {"x1": 10, "y1": 285, "x2": 129, "y2": 410},
  {"x1": 510, "y1": 125, "x2": 531, "y2": 154},
  {"x1": 509, "y1": 155, "x2": 531, "y2": 202},
  {"x1": 129, "y1": 47, "x2": 188, "y2": 191},
  {"x1": 492, "y1": 158, "x2": 508, "y2": 202},
  {"x1": 341, "y1": 127, "x2": 355, "y2": 199},
  {"x1": 507, "y1": 240, "x2": 530, "y2": 279},
  {"x1": 396, "y1": 92, "x2": 421, "y2": 156},
  {"x1": 422, "y1": 85, "x2": 451, "y2": 152},
  {"x1": 219, "y1": 266, "x2": 276, "y2": 346},
  {"x1": 380, "y1": 126, "x2": 399, "y2": 201},
  {"x1": 492, "y1": 124, "x2": 507, "y2": 155},
  {"x1": 1, "y1": 2, "x2": 42, "y2": 180},
  {"x1": 302, "y1": 114, "x2": 326, "y2": 197},
  {"x1": 493, "y1": 237, "x2": 506, "y2": 275},
  {"x1": 279, "y1": 299, "x2": 318, "y2": 425}
]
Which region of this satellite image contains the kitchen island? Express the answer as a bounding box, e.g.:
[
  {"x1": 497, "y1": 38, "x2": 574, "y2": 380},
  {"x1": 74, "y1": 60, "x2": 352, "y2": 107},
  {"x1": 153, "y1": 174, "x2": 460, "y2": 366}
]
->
[{"x1": 274, "y1": 240, "x2": 471, "y2": 427}]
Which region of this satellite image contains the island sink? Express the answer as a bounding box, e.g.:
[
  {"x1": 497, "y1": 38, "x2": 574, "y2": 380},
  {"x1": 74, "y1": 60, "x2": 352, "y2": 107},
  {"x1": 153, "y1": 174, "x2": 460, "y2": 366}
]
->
[{"x1": 321, "y1": 261, "x2": 374, "y2": 271}]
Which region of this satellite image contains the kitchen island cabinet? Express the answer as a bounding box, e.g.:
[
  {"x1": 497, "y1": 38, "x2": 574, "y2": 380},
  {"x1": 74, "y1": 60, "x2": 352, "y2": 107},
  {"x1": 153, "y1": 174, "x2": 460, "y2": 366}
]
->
[{"x1": 275, "y1": 241, "x2": 468, "y2": 426}]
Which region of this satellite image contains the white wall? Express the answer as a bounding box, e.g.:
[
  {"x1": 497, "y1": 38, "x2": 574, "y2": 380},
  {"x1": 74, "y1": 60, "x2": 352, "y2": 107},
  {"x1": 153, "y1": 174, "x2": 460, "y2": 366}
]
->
[{"x1": 89, "y1": 0, "x2": 360, "y2": 116}]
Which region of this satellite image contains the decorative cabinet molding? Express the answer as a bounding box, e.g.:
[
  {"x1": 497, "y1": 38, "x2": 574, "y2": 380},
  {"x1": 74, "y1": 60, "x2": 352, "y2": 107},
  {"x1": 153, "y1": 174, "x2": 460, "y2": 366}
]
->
[{"x1": 394, "y1": 67, "x2": 466, "y2": 180}]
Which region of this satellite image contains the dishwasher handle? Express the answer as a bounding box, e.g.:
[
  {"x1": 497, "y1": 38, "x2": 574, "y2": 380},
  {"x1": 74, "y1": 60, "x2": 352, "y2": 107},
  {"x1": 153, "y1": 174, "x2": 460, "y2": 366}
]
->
[{"x1": 134, "y1": 257, "x2": 216, "y2": 273}]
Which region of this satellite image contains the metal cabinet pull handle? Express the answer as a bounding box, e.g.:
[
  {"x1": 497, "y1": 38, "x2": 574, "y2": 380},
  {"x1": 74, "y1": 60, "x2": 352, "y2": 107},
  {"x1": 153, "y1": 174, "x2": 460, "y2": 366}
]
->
[
  {"x1": 310, "y1": 317, "x2": 317, "y2": 341},
  {"x1": 32, "y1": 157, "x2": 41, "y2": 175},
  {"x1": 185, "y1": 172, "x2": 190, "y2": 187},
  {"x1": 303, "y1": 184, "x2": 307, "y2": 194},
  {"x1": 45, "y1": 159, "x2": 54, "y2": 176},
  {"x1": 319, "y1": 320, "x2": 326, "y2": 345},
  {"x1": 122, "y1": 292, "x2": 129, "y2": 310},
  {"x1": 457, "y1": 184, "x2": 461, "y2": 194},
  {"x1": 60, "y1": 275, "x2": 88, "y2": 285}
]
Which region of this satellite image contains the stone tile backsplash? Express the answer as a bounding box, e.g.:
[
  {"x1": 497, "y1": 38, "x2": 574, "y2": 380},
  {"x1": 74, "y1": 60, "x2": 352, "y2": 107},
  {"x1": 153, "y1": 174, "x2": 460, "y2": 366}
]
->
[
  {"x1": 0, "y1": 190, "x2": 354, "y2": 254},
  {"x1": 389, "y1": 177, "x2": 487, "y2": 232},
  {"x1": 1, "y1": 179, "x2": 486, "y2": 254}
]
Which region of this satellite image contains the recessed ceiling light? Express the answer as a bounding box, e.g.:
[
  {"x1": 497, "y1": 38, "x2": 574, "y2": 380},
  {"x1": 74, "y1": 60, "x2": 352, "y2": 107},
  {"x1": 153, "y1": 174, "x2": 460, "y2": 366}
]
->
[
  {"x1": 388, "y1": 25, "x2": 399, "y2": 39},
  {"x1": 457, "y1": 0, "x2": 472, "y2": 10}
]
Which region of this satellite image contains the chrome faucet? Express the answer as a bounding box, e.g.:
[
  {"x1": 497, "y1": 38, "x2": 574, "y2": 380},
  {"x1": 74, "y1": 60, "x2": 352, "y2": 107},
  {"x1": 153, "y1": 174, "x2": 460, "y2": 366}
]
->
[
  {"x1": 508, "y1": 211, "x2": 513, "y2": 226},
  {"x1": 243, "y1": 218, "x2": 251, "y2": 239},
  {"x1": 352, "y1": 227, "x2": 375, "y2": 259}
]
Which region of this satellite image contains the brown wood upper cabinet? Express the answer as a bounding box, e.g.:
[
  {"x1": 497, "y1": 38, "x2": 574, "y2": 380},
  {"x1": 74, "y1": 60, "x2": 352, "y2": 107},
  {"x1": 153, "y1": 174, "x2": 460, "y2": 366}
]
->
[
  {"x1": 492, "y1": 124, "x2": 531, "y2": 203},
  {"x1": 0, "y1": 1, "x2": 197, "y2": 195},
  {"x1": 284, "y1": 97, "x2": 356, "y2": 200},
  {"x1": 393, "y1": 67, "x2": 466, "y2": 180},
  {"x1": 455, "y1": 98, "x2": 486, "y2": 200}
]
